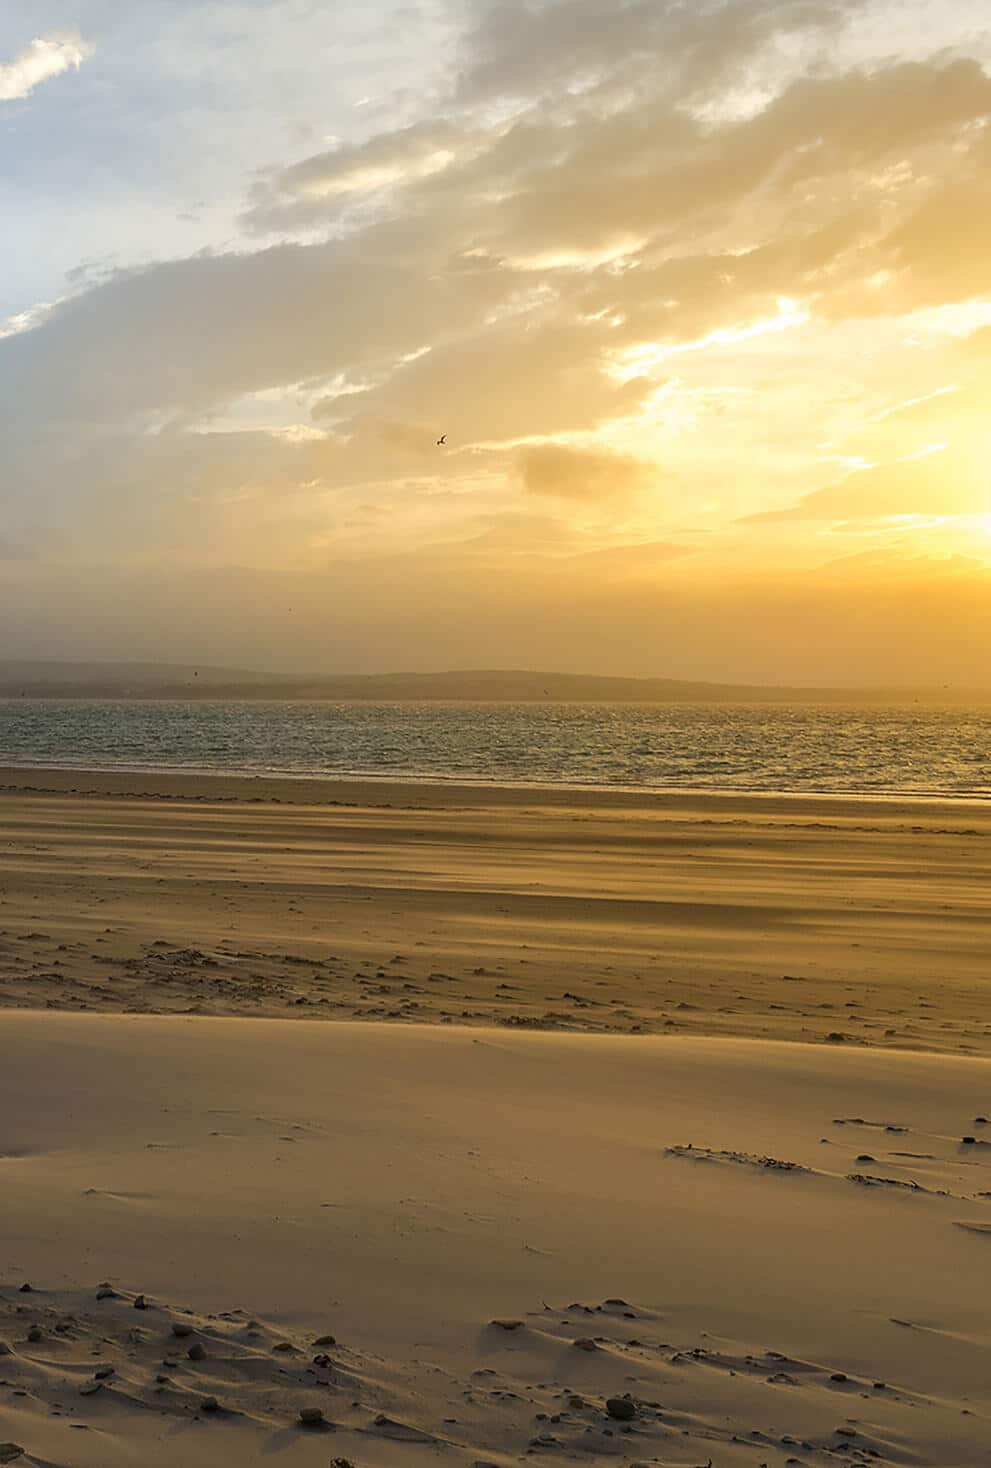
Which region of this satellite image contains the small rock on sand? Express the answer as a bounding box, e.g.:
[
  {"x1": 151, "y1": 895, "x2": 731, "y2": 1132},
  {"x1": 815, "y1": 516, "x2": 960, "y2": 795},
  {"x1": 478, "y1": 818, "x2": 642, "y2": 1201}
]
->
[
  {"x1": 312, "y1": 1333, "x2": 337, "y2": 1346},
  {"x1": 187, "y1": 1342, "x2": 207, "y2": 1361},
  {"x1": 573, "y1": 1338, "x2": 599, "y2": 1351},
  {"x1": 606, "y1": 1397, "x2": 636, "y2": 1421},
  {"x1": 200, "y1": 1396, "x2": 220, "y2": 1413},
  {"x1": 490, "y1": 1319, "x2": 524, "y2": 1331},
  {"x1": 134, "y1": 1294, "x2": 149, "y2": 1310},
  {"x1": 298, "y1": 1406, "x2": 325, "y2": 1426},
  {"x1": 79, "y1": 1380, "x2": 104, "y2": 1396},
  {"x1": 171, "y1": 1322, "x2": 194, "y2": 1337},
  {"x1": 0, "y1": 1447, "x2": 25, "y2": 1465}
]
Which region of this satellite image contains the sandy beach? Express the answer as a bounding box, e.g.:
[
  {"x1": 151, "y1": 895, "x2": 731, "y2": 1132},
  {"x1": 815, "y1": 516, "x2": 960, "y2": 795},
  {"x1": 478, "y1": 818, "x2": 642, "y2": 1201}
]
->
[
  {"x1": 1, "y1": 770, "x2": 989, "y2": 1465},
  {"x1": 0, "y1": 768, "x2": 989, "y2": 1053}
]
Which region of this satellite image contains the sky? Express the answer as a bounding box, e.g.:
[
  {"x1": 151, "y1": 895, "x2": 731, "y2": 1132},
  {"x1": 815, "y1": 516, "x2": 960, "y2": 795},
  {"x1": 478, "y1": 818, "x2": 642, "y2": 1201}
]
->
[{"x1": 1, "y1": 0, "x2": 990, "y2": 686}]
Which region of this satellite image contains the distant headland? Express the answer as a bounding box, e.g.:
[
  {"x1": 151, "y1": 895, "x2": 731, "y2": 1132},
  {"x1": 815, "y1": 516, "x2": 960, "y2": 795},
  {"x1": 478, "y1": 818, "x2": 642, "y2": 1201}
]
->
[{"x1": 0, "y1": 661, "x2": 987, "y2": 704}]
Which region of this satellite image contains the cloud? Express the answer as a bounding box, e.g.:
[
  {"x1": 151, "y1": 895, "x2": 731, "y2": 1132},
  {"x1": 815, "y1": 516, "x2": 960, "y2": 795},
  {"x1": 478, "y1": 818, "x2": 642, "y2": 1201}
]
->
[
  {"x1": 244, "y1": 122, "x2": 465, "y2": 233},
  {"x1": 0, "y1": 34, "x2": 93, "y2": 102},
  {"x1": 456, "y1": 0, "x2": 852, "y2": 109},
  {"x1": 239, "y1": 51, "x2": 991, "y2": 374},
  {"x1": 517, "y1": 443, "x2": 656, "y2": 500},
  {"x1": 743, "y1": 447, "x2": 988, "y2": 522},
  {"x1": 5, "y1": 45, "x2": 989, "y2": 445},
  {"x1": 0, "y1": 237, "x2": 498, "y2": 426}
]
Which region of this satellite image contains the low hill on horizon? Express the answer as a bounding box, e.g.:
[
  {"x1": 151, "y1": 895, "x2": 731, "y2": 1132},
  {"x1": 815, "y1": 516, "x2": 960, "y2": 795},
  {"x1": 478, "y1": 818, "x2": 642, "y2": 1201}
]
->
[{"x1": 0, "y1": 661, "x2": 986, "y2": 704}]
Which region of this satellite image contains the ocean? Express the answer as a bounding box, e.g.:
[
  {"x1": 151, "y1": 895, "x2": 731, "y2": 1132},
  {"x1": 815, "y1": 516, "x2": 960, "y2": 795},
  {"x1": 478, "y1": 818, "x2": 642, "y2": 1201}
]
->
[{"x1": 0, "y1": 698, "x2": 988, "y2": 799}]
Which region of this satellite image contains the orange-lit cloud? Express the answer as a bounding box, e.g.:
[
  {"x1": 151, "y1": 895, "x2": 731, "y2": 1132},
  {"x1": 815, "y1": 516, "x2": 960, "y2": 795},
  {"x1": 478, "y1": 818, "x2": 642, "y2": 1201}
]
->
[{"x1": 517, "y1": 443, "x2": 656, "y2": 501}]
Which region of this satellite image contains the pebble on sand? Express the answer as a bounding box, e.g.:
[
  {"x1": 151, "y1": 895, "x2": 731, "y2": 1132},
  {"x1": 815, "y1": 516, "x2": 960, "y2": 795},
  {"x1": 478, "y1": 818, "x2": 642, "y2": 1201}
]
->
[
  {"x1": 606, "y1": 1397, "x2": 636, "y2": 1421},
  {"x1": 573, "y1": 1338, "x2": 599, "y2": 1351},
  {"x1": 0, "y1": 1447, "x2": 25, "y2": 1465},
  {"x1": 172, "y1": 1321, "x2": 195, "y2": 1338},
  {"x1": 490, "y1": 1319, "x2": 524, "y2": 1331},
  {"x1": 298, "y1": 1406, "x2": 326, "y2": 1426},
  {"x1": 312, "y1": 1333, "x2": 337, "y2": 1347},
  {"x1": 187, "y1": 1342, "x2": 207, "y2": 1361},
  {"x1": 134, "y1": 1294, "x2": 149, "y2": 1310},
  {"x1": 200, "y1": 1396, "x2": 220, "y2": 1413}
]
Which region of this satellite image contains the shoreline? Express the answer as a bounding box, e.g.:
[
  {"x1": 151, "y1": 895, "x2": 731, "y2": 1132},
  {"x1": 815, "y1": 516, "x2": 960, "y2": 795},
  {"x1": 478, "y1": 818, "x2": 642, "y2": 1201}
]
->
[{"x1": 2, "y1": 761, "x2": 990, "y2": 812}]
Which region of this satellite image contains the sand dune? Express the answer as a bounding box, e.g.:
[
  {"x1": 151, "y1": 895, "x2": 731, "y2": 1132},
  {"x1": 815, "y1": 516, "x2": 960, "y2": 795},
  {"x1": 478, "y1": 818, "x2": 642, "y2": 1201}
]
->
[{"x1": 1, "y1": 1014, "x2": 989, "y2": 1466}]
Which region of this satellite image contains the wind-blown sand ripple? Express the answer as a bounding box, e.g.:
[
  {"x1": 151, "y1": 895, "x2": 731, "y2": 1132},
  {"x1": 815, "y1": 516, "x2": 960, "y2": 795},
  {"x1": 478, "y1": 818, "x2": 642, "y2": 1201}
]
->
[
  {"x1": 1, "y1": 1013, "x2": 989, "y2": 1465},
  {"x1": 0, "y1": 770, "x2": 989, "y2": 1054}
]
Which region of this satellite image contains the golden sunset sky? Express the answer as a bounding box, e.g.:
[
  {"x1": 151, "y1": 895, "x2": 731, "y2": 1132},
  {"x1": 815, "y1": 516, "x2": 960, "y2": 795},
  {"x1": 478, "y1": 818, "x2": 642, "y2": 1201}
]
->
[{"x1": 1, "y1": 0, "x2": 990, "y2": 684}]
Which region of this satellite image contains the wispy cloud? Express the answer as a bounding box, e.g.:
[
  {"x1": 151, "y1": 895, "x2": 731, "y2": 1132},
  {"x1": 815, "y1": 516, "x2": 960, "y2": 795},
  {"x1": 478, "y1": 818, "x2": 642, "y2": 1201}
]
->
[{"x1": 0, "y1": 34, "x2": 94, "y2": 103}]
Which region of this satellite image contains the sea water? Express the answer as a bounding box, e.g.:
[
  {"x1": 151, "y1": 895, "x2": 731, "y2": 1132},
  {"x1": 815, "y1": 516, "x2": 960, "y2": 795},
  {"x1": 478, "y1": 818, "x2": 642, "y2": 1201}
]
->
[{"x1": 0, "y1": 698, "x2": 988, "y2": 799}]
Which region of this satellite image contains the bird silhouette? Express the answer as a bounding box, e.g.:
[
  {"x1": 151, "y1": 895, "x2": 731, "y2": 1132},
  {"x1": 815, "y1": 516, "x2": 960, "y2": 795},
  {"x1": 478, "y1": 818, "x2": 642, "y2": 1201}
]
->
[{"x1": 436, "y1": 434, "x2": 447, "y2": 446}]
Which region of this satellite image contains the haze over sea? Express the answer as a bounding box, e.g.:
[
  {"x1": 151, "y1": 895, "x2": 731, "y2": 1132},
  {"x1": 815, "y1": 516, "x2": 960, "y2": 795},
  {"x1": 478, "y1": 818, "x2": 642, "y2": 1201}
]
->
[{"x1": 1, "y1": 698, "x2": 988, "y2": 799}]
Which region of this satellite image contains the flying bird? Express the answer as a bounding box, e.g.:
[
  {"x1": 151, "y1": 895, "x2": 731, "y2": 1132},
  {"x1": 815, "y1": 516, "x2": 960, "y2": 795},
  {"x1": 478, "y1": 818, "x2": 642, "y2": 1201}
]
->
[{"x1": 436, "y1": 434, "x2": 447, "y2": 446}]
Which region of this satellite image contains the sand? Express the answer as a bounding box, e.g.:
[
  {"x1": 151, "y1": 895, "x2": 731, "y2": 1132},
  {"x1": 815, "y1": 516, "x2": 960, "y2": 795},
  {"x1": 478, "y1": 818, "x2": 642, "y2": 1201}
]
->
[
  {"x1": 3, "y1": 1016, "x2": 990, "y2": 1466},
  {"x1": 0, "y1": 768, "x2": 988, "y2": 1053},
  {"x1": 1, "y1": 769, "x2": 989, "y2": 1465}
]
